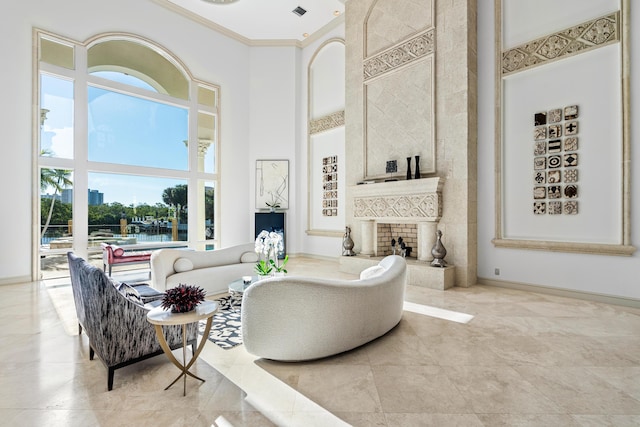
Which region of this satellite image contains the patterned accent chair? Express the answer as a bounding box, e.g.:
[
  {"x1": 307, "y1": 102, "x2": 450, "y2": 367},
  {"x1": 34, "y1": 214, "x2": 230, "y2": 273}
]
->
[{"x1": 67, "y1": 252, "x2": 197, "y2": 391}]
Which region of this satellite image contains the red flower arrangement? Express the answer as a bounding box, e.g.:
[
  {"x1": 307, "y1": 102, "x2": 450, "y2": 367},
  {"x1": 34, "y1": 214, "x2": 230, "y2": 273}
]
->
[{"x1": 161, "y1": 284, "x2": 206, "y2": 313}]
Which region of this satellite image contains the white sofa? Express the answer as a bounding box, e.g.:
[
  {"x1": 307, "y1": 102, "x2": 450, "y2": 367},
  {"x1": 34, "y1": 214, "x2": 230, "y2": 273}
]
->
[
  {"x1": 150, "y1": 243, "x2": 258, "y2": 296},
  {"x1": 241, "y1": 255, "x2": 407, "y2": 361}
]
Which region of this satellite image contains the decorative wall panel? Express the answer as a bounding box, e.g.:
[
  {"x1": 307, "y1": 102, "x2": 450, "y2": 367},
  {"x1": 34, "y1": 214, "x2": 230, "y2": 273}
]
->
[
  {"x1": 354, "y1": 193, "x2": 441, "y2": 220},
  {"x1": 494, "y1": 0, "x2": 634, "y2": 256},
  {"x1": 307, "y1": 39, "x2": 345, "y2": 236},
  {"x1": 363, "y1": 29, "x2": 435, "y2": 81},
  {"x1": 364, "y1": 58, "x2": 434, "y2": 178},
  {"x1": 352, "y1": 177, "x2": 442, "y2": 221},
  {"x1": 502, "y1": 12, "x2": 620, "y2": 76},
  {"x1": 365, "y1": 0, "x2": 434, "y2": 57},
  {"x1": 531, "y1": 104, "x2": 580, "y2": 216},
  {"x1": 322, "y1": 155, "x2": 339, "y2": 217},
  {"x1": 361, "y1": 1, "x2": 436, "y2": 180},
  {"x1": 309, "y1": 111, "x2": 345, "y2": 135}
]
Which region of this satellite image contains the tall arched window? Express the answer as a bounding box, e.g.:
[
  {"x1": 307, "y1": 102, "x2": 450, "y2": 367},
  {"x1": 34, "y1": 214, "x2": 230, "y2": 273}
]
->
[{"x1": 36, "y1": 31, "x2": 220, "y2": 278}]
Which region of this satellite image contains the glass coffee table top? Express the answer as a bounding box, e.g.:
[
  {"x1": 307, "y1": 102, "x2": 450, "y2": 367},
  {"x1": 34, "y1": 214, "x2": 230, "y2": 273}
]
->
[
  {"x1": 228, "y1": 275, "x2": 260, "y2": 295},
  {"x1": 228, "y1": 276, "x2": 262, "y2": 310}
]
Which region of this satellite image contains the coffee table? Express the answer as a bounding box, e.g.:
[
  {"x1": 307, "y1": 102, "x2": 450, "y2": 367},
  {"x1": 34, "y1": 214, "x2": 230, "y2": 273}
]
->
[
  {"x1": 228, "y1": 275, "x2": 260, "y2": 309},
  {"x1": 147, "y1": 300, "x2": 218, "y2": 396}
]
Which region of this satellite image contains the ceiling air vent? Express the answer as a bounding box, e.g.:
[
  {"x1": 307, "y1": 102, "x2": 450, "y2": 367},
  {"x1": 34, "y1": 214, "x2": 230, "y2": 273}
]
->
[{"x1": 292, "y1": 6, "x2": 307, "y2": 17}]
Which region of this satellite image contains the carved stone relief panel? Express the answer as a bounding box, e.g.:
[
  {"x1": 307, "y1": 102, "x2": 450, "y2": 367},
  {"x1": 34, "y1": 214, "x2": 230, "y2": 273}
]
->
[
  {"x1": 502, "y1": 12, "x2": 620, "y2": 76},
  {"x1": 354, "y1": 193, "x2": 442, "y2": 221},
  {"x1": 362, "y1": 0, "x2": 436, "y2": 181},
  {"x1": 365, "y1": 58, "x2": 434, "y2": 179},
  {"x1": 309, "y1": 111, "x2": 345, "y2": 135},
  {"x1": 365, "y1": 0, "x2": 434, "y2": 57},
  {"x1": 363, "y1": 29, "x2": 435, "y2": 81}
]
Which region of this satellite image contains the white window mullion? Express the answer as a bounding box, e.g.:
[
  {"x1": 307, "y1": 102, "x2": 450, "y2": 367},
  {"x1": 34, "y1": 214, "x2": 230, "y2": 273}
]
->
[
  {"x1": 188, "y1": 83, "x2": 200, "y2": 249},
  {"x1": 73, "y1": 45, "x2": 89, "y2": 258}
]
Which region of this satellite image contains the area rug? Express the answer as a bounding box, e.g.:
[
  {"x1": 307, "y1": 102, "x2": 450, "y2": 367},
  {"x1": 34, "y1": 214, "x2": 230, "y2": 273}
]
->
[{"x1": 198, "y1": 295, "x2": 243, "y2": 349}]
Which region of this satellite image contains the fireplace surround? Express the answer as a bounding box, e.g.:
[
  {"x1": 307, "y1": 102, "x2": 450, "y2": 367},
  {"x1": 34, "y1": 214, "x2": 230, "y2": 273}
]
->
[{"x1": 340, "y1": 177, "x2": 455, "y2": 290}]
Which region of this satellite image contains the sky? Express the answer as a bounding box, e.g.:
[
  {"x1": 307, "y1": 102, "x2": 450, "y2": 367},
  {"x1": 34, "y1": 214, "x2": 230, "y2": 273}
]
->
[{"x1": 40, "y1": 72, "x2": 213, "y2": 206}]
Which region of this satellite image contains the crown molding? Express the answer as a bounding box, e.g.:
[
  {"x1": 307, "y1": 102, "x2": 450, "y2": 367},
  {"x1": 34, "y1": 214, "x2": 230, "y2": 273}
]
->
[{"x1": 152, "y1": 0, "x2": 344, "y2": 48}]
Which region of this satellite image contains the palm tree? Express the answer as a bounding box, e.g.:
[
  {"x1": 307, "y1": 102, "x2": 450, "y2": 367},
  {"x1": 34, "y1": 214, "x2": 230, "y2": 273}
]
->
[{"x1": 40, "y1": 150, "x2": 72, "y2": 237}]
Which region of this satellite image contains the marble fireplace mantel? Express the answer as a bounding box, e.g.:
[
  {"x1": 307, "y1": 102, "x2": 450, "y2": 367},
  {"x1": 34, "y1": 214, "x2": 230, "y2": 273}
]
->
[
  {"x1": 351, "y1": 177, "x2": 443, "y2": 222},
  {"x1": 344, "y1": 176, "x2": 453, "y2": 290},
  {"x1": 350, "y1": 177, "x2": 444, "y2": 261}
]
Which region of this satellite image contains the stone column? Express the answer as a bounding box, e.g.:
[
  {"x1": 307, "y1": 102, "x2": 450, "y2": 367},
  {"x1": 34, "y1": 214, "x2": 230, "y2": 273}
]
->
[
  {"x1": 360, "y1": 220, "x2": 375, "y2": 256},
  {"x1": 418, "y1": 221, "x2": 437, "y2": 262}
]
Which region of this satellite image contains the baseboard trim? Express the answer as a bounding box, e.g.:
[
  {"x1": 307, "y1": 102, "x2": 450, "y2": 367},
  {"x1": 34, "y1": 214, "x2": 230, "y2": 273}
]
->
[
  {"x1": 0, "y1": 275, "x2": 32, "y2": 286},
  {"x1": 478, "y1": 277, "x2": 640, "y2": 309}
]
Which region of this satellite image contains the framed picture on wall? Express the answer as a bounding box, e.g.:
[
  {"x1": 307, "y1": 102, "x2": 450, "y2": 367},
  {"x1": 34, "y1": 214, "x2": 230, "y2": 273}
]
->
[{"x1": 256, "y1": 159, "x2": 289, "y2": 210}]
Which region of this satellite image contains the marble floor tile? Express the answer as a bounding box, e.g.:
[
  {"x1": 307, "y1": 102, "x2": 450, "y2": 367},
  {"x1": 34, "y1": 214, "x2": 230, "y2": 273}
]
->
[
  {"x1": 295, "y1": 365, "x2": 382, "y2": 413},
  {"x1": 514, "y1": 366, "x2": 640, "y2": 415},
  {"x1": 372, "y1": 365, "x2": 471, "y2": 413},
  {"x1": 475, "y1": 414, "x2": 582, "y2": 427},
  {"x1": 385, "y1": 413, "x2": 484, "y2": 427},
  {"x1": 445, "y1": 366, "x2": 562, "y2": 414}
]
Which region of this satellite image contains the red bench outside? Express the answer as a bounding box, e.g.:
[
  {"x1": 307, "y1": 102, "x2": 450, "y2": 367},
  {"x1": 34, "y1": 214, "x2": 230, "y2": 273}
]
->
[{"x1": 101, "y1": 243, "x2": 152, "y2": 277}]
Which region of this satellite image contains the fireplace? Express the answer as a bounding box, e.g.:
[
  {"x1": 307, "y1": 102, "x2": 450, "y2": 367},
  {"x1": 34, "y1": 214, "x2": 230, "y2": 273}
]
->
[
  {"x1": 340, "y1": 176, "x2": 454, "y2": 290},
  {"x1": 351, "y1": 177, "x2": 443, "y2": 261},
  {"x1": 377, "y1": 223, "x2": 418, "y2": 258}
]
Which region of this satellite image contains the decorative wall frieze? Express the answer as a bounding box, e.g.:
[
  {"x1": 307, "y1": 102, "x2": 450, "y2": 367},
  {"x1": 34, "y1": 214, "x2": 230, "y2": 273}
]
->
[
  {"x1": 309, "y1": 110, "x2": 345, "y2": 135},
  {"x1": 354, "y1": 193, "x2": 442, "y2": 221},
  {"x1": 352, "y1": 177, "x2": 443, "y2": 221},
  {"x1": 363, "y1": 28, "x2": 435, "y2": 82},
  {"x1": 502, "y1": 12, "x2": 620, "y2": 76}
]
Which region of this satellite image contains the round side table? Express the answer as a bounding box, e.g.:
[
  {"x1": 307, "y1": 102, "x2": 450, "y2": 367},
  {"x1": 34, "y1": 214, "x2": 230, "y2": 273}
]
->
[{"x1": 147, "y1": 300, "x2": 218, "y2": 396}]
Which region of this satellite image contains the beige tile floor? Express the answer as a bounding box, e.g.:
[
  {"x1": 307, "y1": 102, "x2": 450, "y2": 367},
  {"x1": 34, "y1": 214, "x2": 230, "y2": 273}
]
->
[{"x1": 2, "y1": 256, "x2": 640, "y2": 426}]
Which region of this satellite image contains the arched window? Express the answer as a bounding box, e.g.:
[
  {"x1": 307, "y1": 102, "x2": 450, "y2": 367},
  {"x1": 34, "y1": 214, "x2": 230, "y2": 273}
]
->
[{"x1": 36, "y1": 31, "x2": 220, "y2": 278}]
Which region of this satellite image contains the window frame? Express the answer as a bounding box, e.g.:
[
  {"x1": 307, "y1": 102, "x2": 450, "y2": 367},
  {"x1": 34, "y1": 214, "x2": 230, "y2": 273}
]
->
[{"x1": 34, "y1": 30, "x2": 221, "y2": 278}]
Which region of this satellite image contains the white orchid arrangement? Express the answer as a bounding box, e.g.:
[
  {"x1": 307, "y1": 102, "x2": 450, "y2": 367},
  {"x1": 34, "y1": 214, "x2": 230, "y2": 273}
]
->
[{"x1": 254, "y1": 230, "x2": 288, "y2": 275}]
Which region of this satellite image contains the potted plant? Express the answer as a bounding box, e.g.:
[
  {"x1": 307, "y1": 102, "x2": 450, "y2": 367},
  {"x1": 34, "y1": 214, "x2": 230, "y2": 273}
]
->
[
  {"x1": 270, "y1": 254, "x2": 288, "y2": 276},
  {"x1": 255, "y1": 230, "x2": 286, "y2": 276},
  {"x1": 161, "y1": 284, "x2": 206, "y2": 313},
  {"x1": 254, "y1": 259, "x2": 273, "y2": 276}
]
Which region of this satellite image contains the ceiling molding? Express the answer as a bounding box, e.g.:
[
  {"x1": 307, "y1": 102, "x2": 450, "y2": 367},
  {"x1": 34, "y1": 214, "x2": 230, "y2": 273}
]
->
[
  {"x1": 152, "y1": 0, "x2": 344, "y2": 48},
  {"x1": 152, "y1": 0, "x2": 253, "y2": 45}
]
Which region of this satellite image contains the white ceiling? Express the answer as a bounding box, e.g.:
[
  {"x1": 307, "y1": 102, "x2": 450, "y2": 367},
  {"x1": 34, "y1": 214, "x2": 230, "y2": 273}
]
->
[{"x1": 165, "y1": 0, "x2": 346, "y2": 43}]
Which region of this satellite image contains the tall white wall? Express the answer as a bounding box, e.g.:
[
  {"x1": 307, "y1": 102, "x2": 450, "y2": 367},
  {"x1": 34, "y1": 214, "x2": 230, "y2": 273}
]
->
[
  {"x1": 298, "y1": 25, "x2": 346, "y2": 259},
  {"x1": 0, "y1": 0, "x2": 254, "y2": 283},
  {"x1": 248, "y1": 46, "x2": 300, "y2": 251},
  {"x1": 477, "y1": 1, "x2": 640, "y2": 300}
]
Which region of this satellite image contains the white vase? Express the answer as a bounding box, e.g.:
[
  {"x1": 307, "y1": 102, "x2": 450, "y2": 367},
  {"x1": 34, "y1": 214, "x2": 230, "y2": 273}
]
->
[{"x1": 273, "y1": 272, "x2": 285, "y2": 277}]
